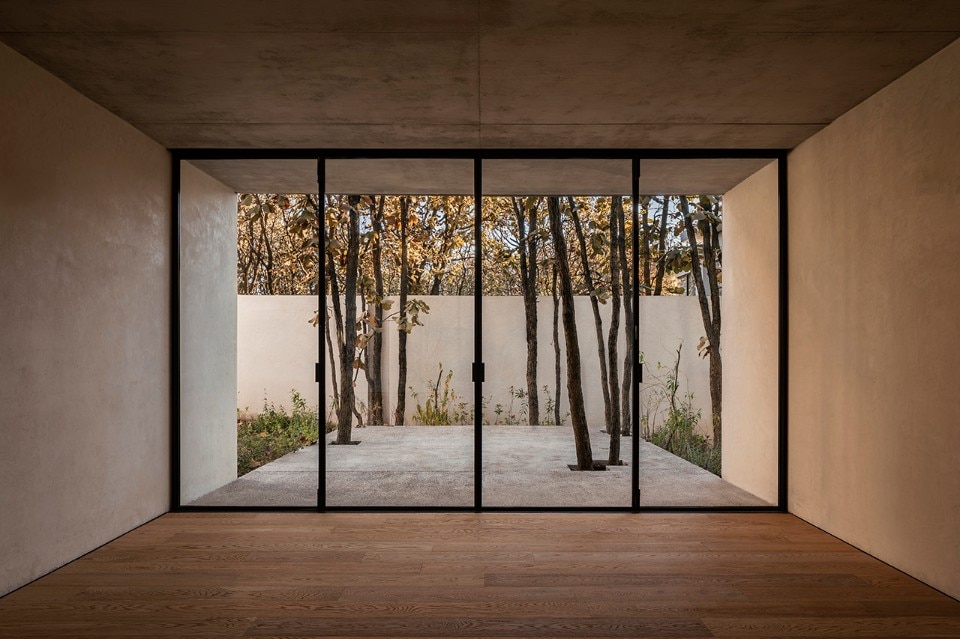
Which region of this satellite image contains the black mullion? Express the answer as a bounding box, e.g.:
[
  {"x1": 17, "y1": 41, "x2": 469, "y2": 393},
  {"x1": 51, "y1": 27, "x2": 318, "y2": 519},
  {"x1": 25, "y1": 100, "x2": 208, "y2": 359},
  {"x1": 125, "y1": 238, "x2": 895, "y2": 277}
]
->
[
  {"x1": 170, "y1": 148, "x2": 786, "y2": 161},
  {"x1": 318, "y1": 157, "x2": 327, "y2": 512},
  {"x1": 174, "y1": 504, "x2": 779, "y2": 513},
  {"x1": 631, "y1": 158, "x2": 641, "y2": 511},
  {"x1": 474, "y1": 156, "x2": 483, "y2": 511},
  {"x1": 170, "y1": 148, "x2": 788, "y2": 515},
  {"x1": 170, "y1": 152, "x2": 181, "y2": 510},
  {"x1": 777, "y1": 153, "x2": 789, "y2": 512}
]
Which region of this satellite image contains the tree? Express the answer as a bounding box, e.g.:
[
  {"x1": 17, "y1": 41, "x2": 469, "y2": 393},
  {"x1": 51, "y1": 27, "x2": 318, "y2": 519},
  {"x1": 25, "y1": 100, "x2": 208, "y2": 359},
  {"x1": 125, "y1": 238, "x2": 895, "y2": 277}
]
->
[
  {"x1": 679, "y1": 195, "x2": 722, "y2": 446},
  {"x1": 238, "y1": 194, "x2": 318, "y2": 295},
  {"x1": 365, "y1": 196, "x2": 386, "y2": 425},
  {"x1": 640, "y1": 197, "x2": 652, "y2": 294},
  {"x1": 653, "y1": 196, "x2": 671, "y2": 296},
  {"x1": 617, "y1": 197, "x2": 635, "y2": 436},
  {"x1": 551, "y1": 263, "x2": 562, "y2": 426},
  {"x1": 512, "y1": 196, "x2": 541, "y2": 425},
  {"x1": 606, "y1": 196, "x2": 623, "y2": 464},
  {"x1": 334, "y1": 195, "x2": 362, "y2": 444},
  {"x1": 568, "y1": 196, "x2": 613, "y2": 435},
  {"x1": 321, "y1": 194, "x2": 432, "y2": 430},
  {"x1": 394, "y1": 196, "x2": 410, "y2": 426},
  {"x1": 548, "y1": 196, "x2": 595, "y2": 470}
]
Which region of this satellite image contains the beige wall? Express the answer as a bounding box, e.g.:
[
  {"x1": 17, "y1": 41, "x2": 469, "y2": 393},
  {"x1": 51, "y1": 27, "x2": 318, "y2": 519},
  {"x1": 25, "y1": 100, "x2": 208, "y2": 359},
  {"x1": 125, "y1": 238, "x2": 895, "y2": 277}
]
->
[
  {"x1": 637, "y1": 297, "x2": 715, "y2": 439},
  {"x1": 721, "y1": 161, "x2": 779, "y2": 504},
  {"x1": 239, "y1": 295, "x2": 715, "y2": 436},
  {"x1": 788, "y1": 38, "x2": 960, "y2": 598},
  {"x1": 0, "y1": 44, "x2": 170, "y2": 596},
  {"x1": 238, "y1": 295, "x2": 321, "y2": 415},
  {"x1": 179, "y1": 162, "x2": 238, "y2": 503}
]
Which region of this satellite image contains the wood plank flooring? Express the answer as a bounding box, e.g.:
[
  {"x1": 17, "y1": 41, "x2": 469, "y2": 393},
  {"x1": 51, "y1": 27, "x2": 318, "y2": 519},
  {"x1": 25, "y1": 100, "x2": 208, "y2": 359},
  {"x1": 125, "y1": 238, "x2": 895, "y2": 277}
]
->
[{"x1": 0, "y1": 513, "x2": 957, "y2": 637}]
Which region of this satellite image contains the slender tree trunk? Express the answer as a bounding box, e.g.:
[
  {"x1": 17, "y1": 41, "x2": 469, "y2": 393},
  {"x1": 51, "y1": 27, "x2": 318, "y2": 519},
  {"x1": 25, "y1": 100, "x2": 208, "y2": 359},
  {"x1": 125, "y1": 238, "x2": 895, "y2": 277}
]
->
[
  {"x1": 349, "y1": 202, "x2": 367, "y2": 431},
  {"x1": 526, "y1": 201, "x2": 540, "y2": 425},
  {"x1": 619, "y1": 196, "x2": 634, "y2": 436},
  {"x1": 355, "y1": 271, "x2": 370, "y2": 431},
  {"x1": 327, "y1": 255, "x2": 344, "y2": 368},
  {"x1": 248, "y1": 213, "x2": 263, "y2": 294},
  {"x1": 335, "y1": 195, "x2": 361, "y2": 444},
  {"x1": 552, "y1": 264, "x2": 562, "y2": 426},
  {"x1": 548, "y1": 197, "x2": 594, "y2": 470},
  {"x1": 701, "y1": 215, "x2": 722, "y2": 348},
  {"x1": 259, "y1": 202, "x2": 275, "y2": 295},
  {"x1": 641, "y1": 200, "x2": 651, "y2": 294},
  {"x1": 567, "y1": 196, "x2": 613, "y2": 434},
  {"x1": 237, "y1": 214, "x2": 255, "y2": 295},
  {"x1": 512, "y1": 197, "x2": 540, "y2": 425},
  {"x1": 679, "y1": 196, "x2": 722, "y2": 447},
  {"x1": 324, "y1": 307, "x2": 340, "y2": 417},
  {"x1": 394, "y1": 197, "x2": 410, "y2": 426},
  {"x1": 326, "y1": 221, "x2": 345, "y2": 425},
  {"x1": 700, "y1": 207, "x2": 723, "y2": 447},
  {"x1": 607, "y1": 197, "x2": 623, "y2": 465},
  {"x1": 368, "y1": 196, "x2": 385, "y2": 425},
  {"x1": 654, "y1": 196, "x2": 670, "y2": 296}
]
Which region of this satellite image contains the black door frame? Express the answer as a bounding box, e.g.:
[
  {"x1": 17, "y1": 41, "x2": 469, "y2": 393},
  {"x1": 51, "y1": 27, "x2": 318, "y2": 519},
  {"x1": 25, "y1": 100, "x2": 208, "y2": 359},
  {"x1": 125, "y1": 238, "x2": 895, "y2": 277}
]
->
[{"x1": 170, "y1": 148, "x2": 788, "y2": 513}]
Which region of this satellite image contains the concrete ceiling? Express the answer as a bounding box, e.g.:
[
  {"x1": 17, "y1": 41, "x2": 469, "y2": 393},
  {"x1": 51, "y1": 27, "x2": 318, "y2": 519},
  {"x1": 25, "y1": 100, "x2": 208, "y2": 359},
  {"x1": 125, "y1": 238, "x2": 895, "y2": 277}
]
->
[
  {"x1": 2, "y1": 1, "x2": 959, "y2": 151},
  {"x1": 189, "y1": 157, "x2": 774, "y2": 195},
  {"x1": 639, "y1": 159, "x2": 775, "y2": 195}
]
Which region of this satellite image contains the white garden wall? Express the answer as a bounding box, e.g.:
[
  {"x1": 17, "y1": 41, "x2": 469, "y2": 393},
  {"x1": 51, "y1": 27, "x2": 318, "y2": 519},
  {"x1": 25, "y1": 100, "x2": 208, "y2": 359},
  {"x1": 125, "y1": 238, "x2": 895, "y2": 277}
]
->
[{"x1": 238, "y1": 295, "x2": 714, "y2": 435}]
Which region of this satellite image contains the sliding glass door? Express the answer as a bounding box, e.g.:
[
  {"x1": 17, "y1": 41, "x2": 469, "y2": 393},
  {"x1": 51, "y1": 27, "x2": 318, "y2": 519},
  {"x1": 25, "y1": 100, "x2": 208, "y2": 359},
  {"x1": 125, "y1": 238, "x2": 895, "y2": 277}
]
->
[
  {"x1": 636, "y1": 158, "x2": 780, "y2": 507},
  {"x1": 480, "y1": 159, "x2": 635, "y2": 507},
  {"x1": 179, "y1": 158, "x2": 320, "y2": 507},
  {"x1": 174, "y1": 151, "x2": 784, "y2": 511},
  {"x1": 322, "y1": 159, "x2": 475, "y2": 507}
]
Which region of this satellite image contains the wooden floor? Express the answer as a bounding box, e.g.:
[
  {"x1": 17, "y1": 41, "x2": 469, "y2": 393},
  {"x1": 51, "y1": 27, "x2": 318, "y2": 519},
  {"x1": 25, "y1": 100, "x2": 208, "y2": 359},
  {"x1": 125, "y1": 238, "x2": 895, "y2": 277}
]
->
[{"x1": 0, "y1": 514, "x2": 957, "y2": 638}]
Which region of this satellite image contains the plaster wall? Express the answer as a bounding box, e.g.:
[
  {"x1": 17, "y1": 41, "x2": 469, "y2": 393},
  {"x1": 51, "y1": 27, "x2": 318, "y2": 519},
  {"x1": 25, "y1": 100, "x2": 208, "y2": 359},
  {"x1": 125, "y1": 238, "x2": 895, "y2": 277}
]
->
[
  {"x1": 788, "y1": 38, "x2": 960, "y2": 598},
  {"x1": 238, "y1": 295, "x2": 716, "y2": 436},
  {"x1": 237, "y1": 295, "x2": 322, "y2": 416},
  {"x1": 720, "y1": 161, "x2": 780, "y2": 504},
  {"x1": 179, "y1": 163, "x2": 238, "y2": 503},
  {"x1": 636, "y1": 297, "x2": 715, "y2": 440},
  {"x1": 0, "y1": 43, "x2": 169, "y2": 596}
]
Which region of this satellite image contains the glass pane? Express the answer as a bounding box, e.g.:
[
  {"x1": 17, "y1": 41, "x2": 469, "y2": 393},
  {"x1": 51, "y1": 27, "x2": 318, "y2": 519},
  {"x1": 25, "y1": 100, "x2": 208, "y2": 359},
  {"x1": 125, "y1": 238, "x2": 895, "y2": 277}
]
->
[
  {"x1": 637, "y1": 158, "x2": 778, "y2": 506},
  {"x1": 324, "y1": 158, "x2": 475, "y2": 507},
  {"x1": 481, "y1": 159, "x2": 633, "y2": 507},
  {"x1": 180, "y1": 158, "x2": 320, "y2": 506}
]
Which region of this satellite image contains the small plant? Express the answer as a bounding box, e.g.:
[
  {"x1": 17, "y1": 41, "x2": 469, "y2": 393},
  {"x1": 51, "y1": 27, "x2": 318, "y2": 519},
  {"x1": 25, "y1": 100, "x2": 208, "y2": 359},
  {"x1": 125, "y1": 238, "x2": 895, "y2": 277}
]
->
[
  {"x1": 508, "y1": 386, "x2": 529, "y2": 422},
  {"x1": 641, "y1": 343, "x2": 722, "y2": 476},
  {"x1": 237, "y1": 390, "x2": 320, "y2": 476},
  {"x1": 480, "y1": 384, "x2": 569, "y2": 425},
  {"x1": 411, "y1": 364, "x2": 473, "y2": 425},
  {"x1": 650, "y1": 395, "x2": 721, "y2": 475},
  {"x1": 540, "y1": 385, "x2": 568, "y2": 425},
  {"x1": 486, "y1": 387, "x2": 524, "y2": 424}
]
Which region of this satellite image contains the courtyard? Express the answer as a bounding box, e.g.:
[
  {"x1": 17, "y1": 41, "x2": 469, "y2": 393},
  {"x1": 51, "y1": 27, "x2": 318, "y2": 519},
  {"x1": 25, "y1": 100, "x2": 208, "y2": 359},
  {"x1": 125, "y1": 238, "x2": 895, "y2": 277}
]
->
[{"x1": 192, "y1": 425, "x2": 768, "y2": 508}]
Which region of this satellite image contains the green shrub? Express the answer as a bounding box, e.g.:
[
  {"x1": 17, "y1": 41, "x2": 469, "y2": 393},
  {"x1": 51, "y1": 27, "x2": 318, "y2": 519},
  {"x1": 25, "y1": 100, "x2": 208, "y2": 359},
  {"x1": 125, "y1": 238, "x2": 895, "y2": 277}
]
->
[
  {"x1": 641, "y1": 343, "x2": 722, "y2": 476},
  {"x1": 650, "y1": 397, "x2": 721, "y2": 476},
  {"x1": 237, "y1": 390, "x2": 320, "y2": 476}
]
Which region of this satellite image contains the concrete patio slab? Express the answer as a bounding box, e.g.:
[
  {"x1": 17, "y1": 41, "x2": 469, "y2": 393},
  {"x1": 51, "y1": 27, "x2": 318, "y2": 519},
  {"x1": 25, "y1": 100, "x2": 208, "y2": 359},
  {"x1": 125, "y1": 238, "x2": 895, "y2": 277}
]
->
[{"x1": 190, "y1": 425, "x2": 770, "y2": 508}]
